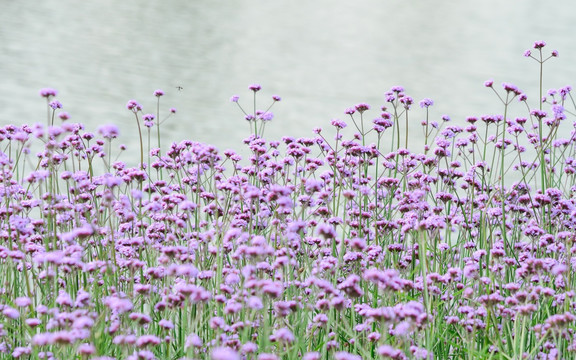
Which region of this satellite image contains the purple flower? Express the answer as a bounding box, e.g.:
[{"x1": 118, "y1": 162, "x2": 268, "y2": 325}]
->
[
  {"x1": 502, "y1": 82, "x2": 521, "y2": 95},
  {"x1": 262, "y1": 281, "x2": 283, "y2": 298},
  {"x1": 523, "y1": 50, "x2": 531, "y2": 57},
  {"x1": 338, "y1": 274, "x2": 364, "y2": 298},
  {"x1": 230, "y1": 95, "x2": 240, "y2": 102},
  {"x1": 25, "y1": 318, "x2": 41, "y2": 327},
  {"x1": 185, "y1": 334, "x2": 203, "y2": 348},
  {"x1": 98, "y1": 124, "x2": 120, "y2": 139},
  {"x1": 272, "y1": 95, "x2": 281, "y2": 101},
  {"x1": 242, "y1": 342, "x2": 258, "y2": 354},
  {"x1": 419, "y1": 98, "x2": 434, "y2": 108},
  {"x1": 248, "y1": 296, "x2": 263, "y2": 310},
  {"x1": 331, "y1": 119, "x2": 347, "y2": 129},
  {"x1": 12, "y1": 347, "x2": 31, "y2": 358},
  {"x1": 126, "y1": 99, "x2": 142, "y2": 111},
  {"x1": 484, "y1": 79, "x2": 494, "y2": 87},
  {"x1": 39, "y1": 88, "x2": 58, "y2": 98},
  {"x1": 32, "y1": 333, "x2": 52, "y2": 346},
  {"x1": 354, "y1": 103, "x2": 371, "y2": 113},
  {"x1": 257, "y1": 354, "x2": 279, "y2": 360},
  {"x1": 14, "y1": 297, "x2": 31, "y2": 307},
  {"x1": 78, "y1": 343, "x2": 96, "y2": 355},
  {"x1": 143, "y1": 113, "x2": 155, "y2": 127},
  {"x1": 49, "y1": 100, "x2": 63, "y2": 109},
  {"x1": 260, "y1": 111, "x2": 274, "y2": 121},
  {"x1": 103, "y1": 296, "x2": 133, "y2": 313},
  {"x1": 2, "y1": 307, "x2": 19, "y2": 319},
  {"x1": 158, "y1": 319, "x2": 174, "y2": 329},
  {"x1": 533, "y1": 40, "x2": 546, "y2": 49},
  {"x1": 153, "y1": 89, "x2": 164, "y2": 97},
  {"x1": 58, "y1": 112, "x2": 70, "y2": 120},
  {"x1": 273, "y1": 327, "x2": 294, "y2": 343},
  {"x1": 335, "y1": 352, "x2": 362, "y2": 360},
  {"x1": 317, "y1": 223, "x2": 336, "y2": 238},
  {"x1": 303, "y1": 352, "x2": 321, "y2": 360},
  {"x1": 378, "y1": 345, "x2": 405, "y2": 358},
  {"x1": 399, "y1": 96, "x2": 413, "y2": 109},
  {"x1": 552, "y1": 50, "x2": 559, "y2": 57},
  {"x1": 211, "y1": 346, "x2": 240, "y2": 360},
  {"x1": 552, "y1": 263, "x2": 567, "y2": 276},
  {"x1": 248, "y1": 84, "x2": 262, "y2": 92},
  {"x1": 345, "y1": 107, "x2": 356, "y2": 115},
  {"x1": 135, "y1": 335, "x2": 161, "y2": 347}
]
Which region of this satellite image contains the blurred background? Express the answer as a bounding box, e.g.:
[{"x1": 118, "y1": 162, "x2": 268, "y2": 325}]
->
[{"x1": 1, "y1": 0, "x2": 576, "y2": 164}]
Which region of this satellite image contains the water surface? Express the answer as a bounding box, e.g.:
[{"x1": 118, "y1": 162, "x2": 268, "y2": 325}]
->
[{"x1": 1, "y1": 0, "x2": 575, "y2": 164}]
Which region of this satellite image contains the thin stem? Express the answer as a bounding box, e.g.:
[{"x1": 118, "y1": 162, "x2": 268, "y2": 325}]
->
[{"x1": 133, "y1": 112, "x2": 144, "y2": 170}]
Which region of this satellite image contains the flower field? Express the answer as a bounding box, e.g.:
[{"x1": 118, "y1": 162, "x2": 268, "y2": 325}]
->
[{"x1": 0, "y1": 42, "x2": 575, "y2": 359}]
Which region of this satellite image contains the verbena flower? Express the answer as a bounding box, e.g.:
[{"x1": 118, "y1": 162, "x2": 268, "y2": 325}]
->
[
  {"x1": 39, "y1": 88, "x2": 58, "y2": 98},
  {"x1": 211, "y1": 346, "x2": 239, "y2": 360}
]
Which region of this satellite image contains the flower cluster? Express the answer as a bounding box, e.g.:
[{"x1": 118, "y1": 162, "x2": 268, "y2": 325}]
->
[{"x1": 0, "y1": 42, "x2": 574, "y2": 359}]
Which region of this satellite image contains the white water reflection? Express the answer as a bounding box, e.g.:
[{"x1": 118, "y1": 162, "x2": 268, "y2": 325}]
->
[{"x1": 1, "y1": 0, "x2": 576, "y2": 165}]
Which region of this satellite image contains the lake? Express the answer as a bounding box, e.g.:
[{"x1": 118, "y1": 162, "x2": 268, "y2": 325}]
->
[{"x1": 1, "y1": 0, "x2": 576, "y2": 165}]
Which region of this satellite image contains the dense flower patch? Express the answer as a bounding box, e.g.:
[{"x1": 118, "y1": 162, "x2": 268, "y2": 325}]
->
[{"x1": 0, "y1": 42, "x2": 575, "y2": 359}]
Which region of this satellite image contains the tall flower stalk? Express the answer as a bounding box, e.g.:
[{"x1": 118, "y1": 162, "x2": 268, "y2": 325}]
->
[{"x1": 126, "y1": 99, "x2": 144, "y2": 170}]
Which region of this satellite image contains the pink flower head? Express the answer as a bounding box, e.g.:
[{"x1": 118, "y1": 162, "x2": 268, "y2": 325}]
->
[
  {"x1": 143, "y1": 113, "x2": 155, "y2": 127},
  {"x1": 335, "y1": 352, "x2": 362, "y2": 360},
  {"x1": 248, "y1": 296, "x2": 263, "y2": 310},
  {"x1": 103, "y1": 296, "x2": 133, "y2": 313},
  {"x1": 257, "y1": 354, "x2": 279, "y2": 360},
  {"x1": 98, "y1": 124, "x2": 120, "y2": 139},
  {"x1": 260, "y1": 111, "x2": 274, "y2": 121},
  {"x1": 14, "y1": 297, "x2": 32, "y2": 307},
  {"x1": 502, "y1": 82, "x2": 521, "y2": 95},
  {"x1": 242, "y1": 342, "x2": 258, "y2": 353},
  {"x1": 303, "y1": 352, "x2": 321, "y2": 360},
  {"x1": 78, "y1": 343, "x2": 96, "y2": 355},
  {"x1": 248, "y1": 84, "x2": 261, "y2": 92},
  {"x1": 12, "y1": 347, "x2": 31, "y2": 358},
  {"x1": 185, "y1": 334, "x2": 203, "y2": 348},
  {"x1": 552, "y1": 50, "x2": 559, "y2": 57},
  {"x1": 273, "y1": 327, "x2": 294, "y2": 343},
  {"x1": 484, "y1": 79, "x2": 493, "y2": 88},
  {"x1": 230, "y1": 95, "x2": 240, "y2": 102},
  {"x1": 331, "y1": 119, "x2": 347, "y2": 129},
  {"x1": 153, "y1": 89, "x2": 164, "y2": 97},
  {"x1": 49, "y1": 100, "x2": 63, "y2": 109},
  {"x1": 354, "y1": 103, "x2": 370, "y2": 113},
  {"x1": 39, "y1": 88, "x2": 58, "y2": 98},
  {"x1": 533, "y1": 40, "x2": 546, "y2": 49},
  {"x1": 158, "y1": 319, "x2": 174, "y2": 329},
  {"x1": 211, "y1": 346, "x2": 240, "y2": 360},
  {"x1": 2, "y1": 306, "x2": 20, "y2": 319},
  {"x1": 419, "y1": 98, "x2": 434, "y2": 108},
  {"x1": 25, "y1": 318, "x2": 41, "y2": 327},
  {"x1": 135, "y1": 335, "x2": 161, "y2": 347},
  {"x1": 272, "y1": 95, "x2": 281, "y2": 101},
  {"x1": 399, "y1": 96, "x2": 413, "y2": 109},
  {"x1": 126, "y1": 99, "x2": 142, "y2": 112}
]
